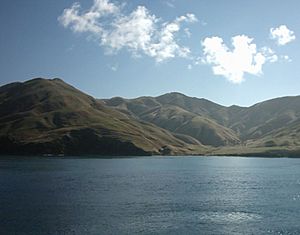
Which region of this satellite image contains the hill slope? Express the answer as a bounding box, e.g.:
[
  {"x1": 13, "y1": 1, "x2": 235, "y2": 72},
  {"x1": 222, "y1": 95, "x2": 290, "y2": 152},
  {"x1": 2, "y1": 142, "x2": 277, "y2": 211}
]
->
[
  {"x1": 1, "y1": 78, "x2": 300, "y2": 157},
  {"x1": 105, "y1": 92, "x2": 300, "y2": 153},
  {"x1": 104, "y1": 94, "x2": 240, "y2": 147},
  {"x1": 0, "y1": 78, "x2": 204, "y2": 156}
]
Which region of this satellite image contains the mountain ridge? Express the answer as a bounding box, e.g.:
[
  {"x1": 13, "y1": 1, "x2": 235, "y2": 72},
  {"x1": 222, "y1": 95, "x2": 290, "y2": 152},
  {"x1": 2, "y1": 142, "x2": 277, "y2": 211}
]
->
[
  {"x1": 1, "y1": 77, "x2": 300, "y2": 157},
  {"x1": 0, "y1": 78, "x2": 203, "y2": 156}
]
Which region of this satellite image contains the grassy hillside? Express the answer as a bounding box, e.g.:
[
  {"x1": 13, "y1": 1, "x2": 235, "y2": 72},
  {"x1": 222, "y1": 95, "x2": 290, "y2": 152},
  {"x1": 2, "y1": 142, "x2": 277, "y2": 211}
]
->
[
  {"x1": 0, "y1": 78, "x2": 205, "y2": 156},
  {"x1": 105, "y1": 92, "x2": 300, "y2": 154},
  {"x1": 104, "y1": 93, "x2": 240, "y2": 146},
  {"x1": 227, "y1": 96, "x2": 300, "y2": 140},
  {"x1": 1, "y1": 78, "x2": 300, "y2": 157}
]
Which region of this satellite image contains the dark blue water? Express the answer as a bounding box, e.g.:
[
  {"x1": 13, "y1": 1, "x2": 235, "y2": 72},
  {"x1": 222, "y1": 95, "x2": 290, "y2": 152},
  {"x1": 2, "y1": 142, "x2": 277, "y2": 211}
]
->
[{"x1": 1, "y1": 156, "x2": 300, "y2": 235}]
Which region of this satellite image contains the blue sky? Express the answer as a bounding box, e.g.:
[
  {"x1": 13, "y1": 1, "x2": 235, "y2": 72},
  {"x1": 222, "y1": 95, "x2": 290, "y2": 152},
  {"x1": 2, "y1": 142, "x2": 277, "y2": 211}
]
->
[{"x1": 1, "y1": 0, "x2": 300, "y2": 106}]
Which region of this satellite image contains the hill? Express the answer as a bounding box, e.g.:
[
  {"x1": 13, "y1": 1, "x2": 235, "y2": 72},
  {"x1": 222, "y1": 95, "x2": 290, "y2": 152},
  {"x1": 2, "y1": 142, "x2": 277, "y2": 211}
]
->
[
  {"x1": 1, "y1": 78, "x2": 300, "y2": 157},
  {"x1": 105, "y1": 92, "x2": 300, "y2": 156},
  {"x1": 104, "y1": 94, "x2": 240, "y2": 146},
  {"x1": 0, "y1": 78, "x2": 204, "y2": 156}
]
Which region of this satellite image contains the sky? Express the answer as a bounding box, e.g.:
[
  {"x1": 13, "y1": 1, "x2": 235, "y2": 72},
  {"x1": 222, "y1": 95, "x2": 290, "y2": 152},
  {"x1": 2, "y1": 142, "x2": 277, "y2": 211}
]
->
[{"x1": 1, "y1": 0, "x2": 300, "y2": 106}]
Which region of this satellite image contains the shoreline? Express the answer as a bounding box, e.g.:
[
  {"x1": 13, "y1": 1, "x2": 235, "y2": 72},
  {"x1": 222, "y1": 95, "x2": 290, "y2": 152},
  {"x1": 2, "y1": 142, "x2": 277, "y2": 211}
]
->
[{"x1": 1, "y1": 153, "x2": 300, "y2": 159}]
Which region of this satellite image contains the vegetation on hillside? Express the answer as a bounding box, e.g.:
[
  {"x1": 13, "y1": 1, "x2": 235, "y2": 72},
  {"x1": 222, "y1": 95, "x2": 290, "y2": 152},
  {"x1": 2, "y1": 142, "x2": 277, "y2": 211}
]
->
[{"x1": 1, "y1": 78, "x2": 300, "y2": 157}]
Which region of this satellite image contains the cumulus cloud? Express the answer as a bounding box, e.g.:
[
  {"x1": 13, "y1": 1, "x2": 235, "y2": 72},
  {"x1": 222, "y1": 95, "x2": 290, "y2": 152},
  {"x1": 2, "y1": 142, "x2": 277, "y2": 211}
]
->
[
  {"x1": 101, "y1": 6, "x2": 156, "y2": 53},
  {"x1": 202, "y1": 35, "x2": 277, "y2": 83},
  {"x1": 58, "y1": 0, "x2": 118, "y2": 34},
  {"x1": 261, "y1": 47, "x2": 278, "y2": 63},
  {"x1": 144, "y1": 14, "x2": 197, "y2": 62},
  {"x1": 270, "y1": 25, "x2": 295, "y2": 45},
  {"x1": 59, "y1": 0, "x2": 197, "y2": 62}
]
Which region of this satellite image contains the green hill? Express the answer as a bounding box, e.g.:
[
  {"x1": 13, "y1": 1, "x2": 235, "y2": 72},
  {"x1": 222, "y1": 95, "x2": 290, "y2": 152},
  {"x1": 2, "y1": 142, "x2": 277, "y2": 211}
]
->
[
  {"x1": 104, "y1": 93, "x2": 240, "y2": 146},
  {"x1": 0, "y1": 78, "x2": 204, "y2": 156},
  {"x1": 1, "y1": 78, "x2": 300, "y2": 157},
  {"x1": 105, "y1": 92, "x2": 300, "y2": 156}
]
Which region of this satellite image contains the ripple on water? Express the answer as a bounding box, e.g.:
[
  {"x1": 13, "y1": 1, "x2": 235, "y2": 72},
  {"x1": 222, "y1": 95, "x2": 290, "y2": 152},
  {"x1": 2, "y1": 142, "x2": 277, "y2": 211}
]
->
[
  {"x1": 197, "y1": 211, "x2": 262, "y2": 223},
  {"x1": 292, "y1": 194, "x2": 300, "y2": 201}
]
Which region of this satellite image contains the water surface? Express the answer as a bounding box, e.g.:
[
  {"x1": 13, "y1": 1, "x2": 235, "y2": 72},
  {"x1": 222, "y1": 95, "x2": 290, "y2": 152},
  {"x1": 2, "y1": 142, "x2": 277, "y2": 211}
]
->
[{"x1": 1, "y1": 156, "x2": 300, "y2": 234}]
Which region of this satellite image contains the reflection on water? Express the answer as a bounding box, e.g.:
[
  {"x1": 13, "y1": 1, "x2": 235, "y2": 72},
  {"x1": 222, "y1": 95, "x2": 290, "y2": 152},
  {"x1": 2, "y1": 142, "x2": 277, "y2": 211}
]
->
[
  {"x1": 197, "y1": 211, "x2": 262, "y2": 222},
  {"x1": 0, "y1": 156, "x2": 300, "y2": 234}
]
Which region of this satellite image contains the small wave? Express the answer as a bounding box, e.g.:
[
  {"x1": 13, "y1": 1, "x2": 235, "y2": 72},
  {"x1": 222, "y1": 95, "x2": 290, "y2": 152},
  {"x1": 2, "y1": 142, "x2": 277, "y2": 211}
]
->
[
  {"x1": 292, "y1": 194, "x2": 300, "y2": 201},
  {"x1": 198, "y1": 211, "x2": 262, "y2": 223}
]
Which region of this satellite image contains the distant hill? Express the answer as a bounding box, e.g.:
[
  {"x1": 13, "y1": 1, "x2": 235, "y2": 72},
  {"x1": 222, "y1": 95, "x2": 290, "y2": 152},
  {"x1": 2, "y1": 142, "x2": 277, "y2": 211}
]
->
[
  {"x1": 104, "y1": 92, "x2": 300, "y2": 157},
  {"x1": 104, "y1": 93, "x2": 240, "y2": 146},
  {"x1": 1, "y1": 78, "x2": 300, "y2": 157}
]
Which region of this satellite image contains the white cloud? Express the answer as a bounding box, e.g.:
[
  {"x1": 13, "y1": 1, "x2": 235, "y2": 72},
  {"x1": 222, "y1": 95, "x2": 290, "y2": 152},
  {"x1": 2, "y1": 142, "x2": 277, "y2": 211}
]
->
[
  {"x1": 164, "y1": 1, "x2": 175, "y2": 8},
  {"x1": 270, "y1": 25, "x2": 295, "y2": 46},
  {"x1": 184, "y1": 28, "x2": 191, "y2": 38},
  {"x1": 101, "y1": 6, "x2": 156, "y2": 53},
  {"x1": 261, "y1": 47, "x2": 278, "y2": 63},
  {"x1": 92, "y1": 0, "x2": 119, "y2": 15},
  {"x1": 202, "y1": 35, "x2": 277, "y2": 83},
  {"x1": 282, "y1": 55, "x2": 292, "y2": 62},
  {"x1": 59, "y1": 0, "x2": 197, "y2": 62},
  {"x1": 145, "y1": 14, "x2": 197, "y2": 62},
  {"x1": 58, "y1": 0, "x2": 119, "y2": 35}
]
